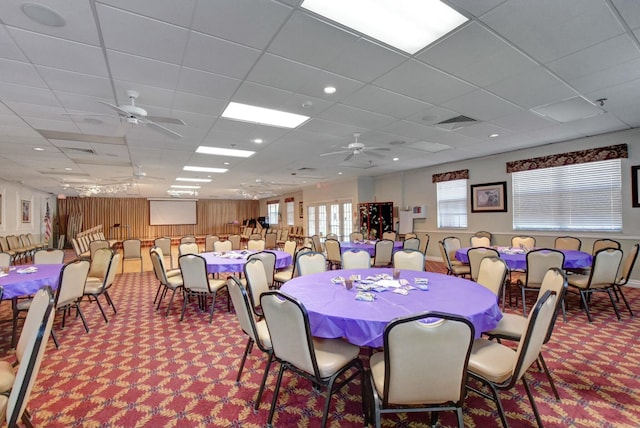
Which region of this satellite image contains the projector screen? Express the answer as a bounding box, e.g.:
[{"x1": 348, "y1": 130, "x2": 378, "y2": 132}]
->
[{"x1": 149, "y1": 200, "x2": 197, "y2": 225}]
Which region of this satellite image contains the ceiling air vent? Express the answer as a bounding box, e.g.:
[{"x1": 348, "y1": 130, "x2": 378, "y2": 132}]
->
[
  {"x1": 60, "y1": 147, "x2": 97, "y2": 155},
  {"x1": 434, "y1": 115, "x2": 478, "y2": 131}
]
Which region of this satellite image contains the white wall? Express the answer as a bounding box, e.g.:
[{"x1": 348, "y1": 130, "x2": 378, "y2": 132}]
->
[
  {"x1": 0, "y1": 179, "x2": 54, "y2": 245},
  {"x1": 258, "y1": 190, "x2": 304, "y2": 229}
]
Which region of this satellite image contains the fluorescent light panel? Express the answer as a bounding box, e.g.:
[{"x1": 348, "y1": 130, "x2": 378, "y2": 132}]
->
[
  {"x1": 301, "y1": 0, "x2": 467, "y2": 54},
  {"x1": 183, "y1": 166, "x2": 228, "y2": 173},
  {"x1": 196, "y1": 146, "x2": 255, "y2": 158},
  {"x1": 176, "y1": 177, "x2": 212, "y2": 183},
  {"x1": 171, "y1": 185, "x2": 201, "y2": 189},
  {"x1": 221, "y1": 102, "x2": 309, "y2": 128}
]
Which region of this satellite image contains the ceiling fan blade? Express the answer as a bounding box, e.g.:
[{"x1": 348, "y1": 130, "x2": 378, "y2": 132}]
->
[
  {"x1": 144, "y1": 120, "x2": 183, "y2": 139},
  {"x1": 146, "y1": 116, "x2": 186, "y2": 126},
  {"x1": 343, "y1": 152, "x2": 355, "y2": 162},
  {"x1": 97, "y1": 100, "x2": 130, "y2": 117},
  {"x1": 320, "y1": 150, "x2": 350, "y2": 157}
]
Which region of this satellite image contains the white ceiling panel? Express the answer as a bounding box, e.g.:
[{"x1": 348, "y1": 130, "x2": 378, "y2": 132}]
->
[
  {"x1": 441, "y1": 89, "x2": 522, "y2": 121},
  {"x1": 233, "y1": 82, "x2": 333, "y2": 117},
  {"x1": 316, "y1": 104, "x2": 396, "y2": 130},
  {"x1": 340, "y1": 86, "x2": 433, "y2": 119},
  {"x1": 0, "y1": 25, "x2": 28, "y2": 61},
  {"x1": 444, "y1": 0, "x2": 506, "y2": 18},
  {"x1": 98, "y1": 0, "x2": 197, "y2": 28},
  {"x1": 0, "y1": 82, "x2": 62, "y2": 107},
  {"x1": 567, "y1": 57, "x2": 640, "y2": 94},
  {"x1": 0, "y1": 58, "x2": 45, "y2": 88},
  {"x1": 36, "y1": 66, "x2": 113, "y2": 98},
  {"x1": 611, "y1": 0, "x2": 640, "y2": 30},
  {"x1": 107, "y1": 50, "x2": 181, "y2": 89},
  {"x1": 171, "y1": 92, "x2": 228, "y2": 116},
  {"x1": 176, "y1": 67, "x2": 241, "y2": 100}
]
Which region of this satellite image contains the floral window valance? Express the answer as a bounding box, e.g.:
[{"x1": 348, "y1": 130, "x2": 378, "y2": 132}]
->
[
  {"x1": 432, "y1": 169, "x2": 469, "y2": 183},
  {"x1": 506, "y1": 144, "x2": 628, "y2": 173},
  {"x1": 284, "y1": 197, "x2": 295, "y2": 203}
]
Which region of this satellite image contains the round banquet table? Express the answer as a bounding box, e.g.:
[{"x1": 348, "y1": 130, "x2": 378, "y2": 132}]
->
[
  {"x1": 340, "y1": 241, "x2": 404, "y2": 256},
  {"x1": 280, "y1": 268, "x2": 502, "y2": 348},
  {"x1": 454, "y1": 247, "x2": 592, "y2": 271},
  {"x1": 200, "y1": 250, "x2": 292, "y2": 274},
  {"x1": 0, "y1": 264, "x2": 63, "y2": 299}
]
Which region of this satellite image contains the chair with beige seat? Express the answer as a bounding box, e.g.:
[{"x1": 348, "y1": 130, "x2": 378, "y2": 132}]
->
[
  {"x1": 382, "y1": 231, "x2": 397, "y2": 241},
  {"x1": 228, "y1": 234, "x2": 241, "y2": 250},
  {"x1": 261, "y1": 291, "x2": 364, "y2": 428},
  {"x1": 467, "y1": 290, "x2": 558, "y2": 428},
  {"x1": 33, "y1": 249, "x2": 64, "y2": 264},
  {"x1": 476, "y1": 256, "x2": 509, "y2": 309},
  {"x1": 296, "y1": 251, "x2": 327, "y2": 276},
  {"x1": 83, "y1": 252, "x2": 121, "y2": 324},
  {"x1": 392, "y1": 249, "x2": 424, "y2": 271},
  {"x1": 247, "y1": 251, "x2": 277, "y2": 291},
  {"x1": 470, "y1": 235, "x2": 491, "y2": 247},
  {"x1": 204, "y1": 235, "x2": 220, "y2": 252},
  {"x1": 349, "y1": 232, "x2": 364, "y2": 242},
  {"x1": 247, "y1": 239, "x2": 266, "y2": 251},
  {"x1": 50, "y1": 259, "x2": 91, "y2": 348},
  {"x1": 180, "y1": 236, "x2": 196, "y2": 245},
  {"x1": 324, "y1": 239, "x2": 342, "y2": 270},
  {"x1": 372, "y1": 239, "x2": 394, "y2": 267},
  {"x1": 244, "y1": 258, "x2": 271, "y2": 318},
  {"x1": 368, "y1": 312, "x2": 474, "y2": 428},
  {"x1": 402, "y1": 237, "x2": 420, "y2": 251},
  {"x1": 567, "y1": 248, "x2": 624, "y2": 322},
  {"x1": 178, "y1": 254, "x2": 228, "y2": 323},
  {"x1": 438, "y1": 240, "x2": 470, "y2": 278},
  {"x1": 511, "y1": 235, "x2": 535, "y2": 249},
  {"x1": 89, "y1": 240, "x2": 110, "y2": 260},
  {"x1": 0, "y1": 253, "x2": 10, "y2": 268},
  {"x1": 179, "y1": 242, "x2": 200, "y2": 256},
  {"x1": 341, "y1": 249, "x2": 371, "y2": 270},
  {"x1": 467, "y1": 247, "x2": 500, "y2": 282},
  {"x1": 273, "y1": 246, "x2": 312, "y2": 286},
  {"x1": 311, "y1": 234, "x2": 323, "y2": 253},
  {"x1": 612, "y1": 243, "x2": 638, "y2": 318},
  {"x1": 591, "y1": 238, "x2": 620, "y2": 254},
  {"x1": 265, "y1": 233, "x2": 277, "y2": 250},
  {"x1": 518, "y1": 249, "x2": 565, "y2": 317},
  {"x1": 150, "y1": 247, "x2": 184, "y2": 316},
  {"x1": 154, "y1": 237, "x2": 173, "y2": 269},
  {"x1": 121, "y1": 239, "x2": 143, "y2": 272},
  {"x1": 472, "y1": 231, "x2": 493, "y2": 245},
  {"x1": 554, "y1": 236, "x2": 581, "y2": 251},
  {"x1": 213, "y1": 240, "x2": 232, "y2": 253}
]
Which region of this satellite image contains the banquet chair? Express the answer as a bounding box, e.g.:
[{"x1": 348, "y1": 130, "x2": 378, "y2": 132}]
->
[
  {"x1": 485, "y1": 268, "x2": 567, "y2": 401},
  {"x1": 265, "y1": 233, "x2": 277, "y2": 250},
  {"x1": 342, "y1": 249, "x2": 371, "y2": 270},
  {"x1": 438, "y1": 240, "x2": 470, "y2": 278},
  {"x1": 276, "y1": 229, "x2": 289, "y2": 248},
  {"x1": 372, "y1": 239, "x2": 394, "y2": 267},
  {"x1": 392, "y1": 250, "x2": 424, "y2": 271},
  {"x1": 150, "y1": 248, "x2": 184, "y2": 316},
  {"x1": 249, "y1": 233, "x2": 262, "y2": 241},
  {"x1": 274, "y1": 246, "x2": 312, "y2": 285},
  {"x1": 229, "y1": 234, "x2": 242, "y2": 250},
  {"x1": 417, "y1": 233, "x2": 430, "y2": 254},
  {"x1": 86, "y1": 247, "x2": 113, "y2": 284},
  {"x1": 592, "y1": 238, "x2": 620, "y2": 254},
  {"x1": 402, "y1": 237, "x2": 420, "y2": 251},
  {"x1": 244, "y1": 259, "x2": 270, "y2": 317},
  {"x1": 260, "y1": 291, "x2": 364, "y2": 428},
  {"x1": 442, "y1": 236, "x2": 465, "y2": 265},
  {"x1": 19, "y1": 235, "x2": 36, "y2": 260},
  {"x1": 121, "y1": 239, "x2": 143, "y2": 273},
  {"x1": 7, "y1": 235, "x2": 29, "y2": 262},
  {"x1": 0, "y1": 253, "x2": 10, "y2": 268},
  {"x1": 326, "y1": 233, "x2": 338, "y2": 241},
  {"x1": 473, "y1": 231, "x2": 493, "y2": 244},
  {"x1": 213, "y1": 240, "x2": 233, "y2": 253},
  {"x1": 178, "y1": 254, "x2": 228, "y2": 323},
  {"x1": 247, "y1": 251, "x2": 276, "y2": 290},
  {"x1": 554, "y1": 236, "x2": 581, "y2": 251},
  {"x1": 154, "y1": 237, "x2": 173, "y2": 269},
  {"x1": 382, "y1": 231, "x2": 397, "y2": 241},
  {"x1": 26, "y1": 233, "x2": 46, "y2": 251},
  {"x1": 467, "y1": 290, "x2": 557, "y2": 428},
  {"x1": 349, "y1": 232, "x2": 364, "y2": 242},
  {"x1": 204, "y1": 235, "x2": 220, "y2": 252},
  {"x1": 519, "y1": 249, "x2": 565, "y2": 317},
  {"x1": 467, "y1": 247, "x2": 500, "y2": 282},
  {"x1": 33, "y1": 249, "x2": 64, "y2": 264},
  {"x1": 50, "y1": 259, "x2": 91, "y2": 348},
  {"x1": 404, "y1": 233, "x2": 417, "y2": 239},
  {"x1": 0, "y1": 286, "x2": 54, "y2": 428},
  {"x1": 179, "y1": 242, "x2": 200, "y2": 256},
  {"x1": 511, "y1": 236, "x2": 536, "y2": 249},
  {"x1": 0, "y1": 237, "x2": 17, "y2": 263},
  {"x1": 368, "y1": 312, "x2": 474, "y2": 428},
  {"x1": 247, "y1": 239, "x2": 266, "y2": 251},
  {"x1": 89, "y1": 240, "x2": 110, "y2": 260},
  {"x1": 83, "y1": 253, "x2": 121, "y2": 324},
  {"x1": 324, "y1": 239, "x2": 342, "y2": 270},
  {"x1": 311, "y1": 235, "x2": 323, "y2": 253},
  {"x1": 567, "y1": 248, "x2": 624, "y2": 322},
  {"x1": 282, "y1": 240, "x2": 297, "y2": 259},
  {"x1": 227, "y1": 277, "x2": 273, "y2": 411},
  {"x1": 612, "y1": 243, "x2": 638, "y2": 317},
  {"x1": 296, "y1": 252, "x2": 327, "y2": 276},
  {"x1": 180, "y1": 236, "x2": 196, "y2": 244},
  {"x1": 470, "y1": 236, "x2": 491, "y2": 247},
  {"x1": 476, "y1": 256, "x2": 508, "y2": 308}
]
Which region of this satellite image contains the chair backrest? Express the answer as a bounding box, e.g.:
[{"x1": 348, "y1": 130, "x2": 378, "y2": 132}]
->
[
  {"x1": 473, "y1": 231, "x2": 492, "y2": 243},
  {"x1": 228, "y1": 234, "x2": 241, "y2": 250},
  {"x1": 0, "y1": 253, "x2": 10, "y2": 267},
  {"x1": 392, "y1": 250, "x2": 425, "y2": 271},
  {"x1": 442, "y1": 236, "x2": 462, "y2": 262},
  {"x1": 381, "y1": 312, "x2": 474, "y2": 406},
  {"x1": 470, "y1": 236, "x2": 491, "y2": 247},
  {"x1": 283, "y1": 240, "x2": 297, "y2": 258},
  {"x1": 536, "y1": 268, "x2": 567, "y2": 343},
  {"x1": 247, "y1": 239, "x2": 266, "y2": 251},
  {"x1": 7, "y1": 286, "x2": 55, "y2": 427},
  {"x1": 417, "y1": 233, "x2": 430, "y2": 254},
  {"x1": 0, "y1": 236, "x2": 9, "y2": 252},
  {"x1": 88, "y1": 247, "x2": 113, "y2": 279},
  {"x1": 179, "y1": 242, "x2": 200, "y2": 256},
  {"x1": 554, "y1": 236, "x2": 581, "y2": 251},
  {"x1": 33, "y1": 249, "x2": 64, "y2": 264},
  {"x1": 404, "y1": 233, "x2": 417, "y2": 239},
  {"x1": 467, "y1": 247, "x2": 500, "y2": 281},
  {"x1": 382, "y1": 231, "x2": 397, "y2": 241},
  {"x1": 280, "y1": 229, "x2": 289, "y2": 241},
  {"x1": 326, "y1": 233, "x2": 338, "y2": 241},
  {"x1": 525, "y1": 249, "x2": 565, "y2": 286},
  {"x1": 55, "y1": 260, "x2": 90, "y2": 309},
  {"x1": 311, "y1": 235, "x2": 323, "y2": 253},
  {"x1": 150, "y1": 248, "x2": 170, "y2": 285},
  {"x1": 71, "y1": 238, "x2": 83, "y2": 257},
  {"x1": 438, "y1": 241, "x2": 454, "y2": 272},
  {"x1": 403, "y1": 238, "x2": 420, "y2": 251},
  {"x1": 248, "y1": 251, "x2": 276, "y2": 289},
  {"x1": 249, "y1": 233, "x2": 262, "y2": 240},
  {"x1": 100, "y1": 253, "x2": 122, "y2": 291},
  {"x1": 292, "y1": 246, "x2": 313, "y2": 277},
  {"x1": 204, "y1": 235, "x2": 220, "y2": 252},
  {"x1": 261, "y1": 291, "x2": 319, "y2": 378},
  {"x1": 265, "y1": 233, "x2": 277, "y2": 249},
  {"x1": 476, "y1": 256, "x2": 508, "y2": 297},
  {"x1": 617, "y1": 243, "x2": 639, "y2": 286},
  {"x1": 341, "y1": 250, "x2": 371, "y2": 270},
  {"x1": 592, "y1": 238, "x2": 620, "y2": 255},
  {"x1": 324, "y1": 239, "x2": 341, "y2": 263},
  {"x1": 349, "y1": 232, "x2": 364, "y2": 242},
  {"x1": 179, "y1": 254, "x2": 211, "y2": 293},
  {"x1": 296, "y1": 252, "x2": 327, "y2": 276},
  {"x1": 214, "y1": 240, "x2": 233, "y2": 253},
  {"x1": 588, "y1": 248, "x2": 623, "y2": 288},
  {"x1": 245, "y1": 258, "x2": 270, "y2": 311},
  {"x1": 373, "y1": 239, "x2": 394, "y2": 267},
  {"x1": 89, "y1": 240, "x2": 110, "y2": 259},
  {"x1": 512, "y1": 236, "x2": 535, "y2": 249},
  {"x1": 180, "y1": 236, "x2": 196, "y2": 244},
  {"x1": 122, "y1": 239, "x2": 142, "y2": 259},
  {"x1": 154, "y1": 237, "x2": 172, "y2": 255},
  {"x1": 227, "y1": 277, "x2": 269, "y2": 351}
]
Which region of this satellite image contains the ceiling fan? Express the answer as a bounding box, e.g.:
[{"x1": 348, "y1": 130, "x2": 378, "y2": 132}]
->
[
  {"x1": 111, "y1": 165, "x2": 164, "y2": 183},
  {"x1": 97, "y1": 90, "x2": 186, "y2": 139},
  {"x1": 320, "y1": 133, "x2": 390, "y2": 161}
]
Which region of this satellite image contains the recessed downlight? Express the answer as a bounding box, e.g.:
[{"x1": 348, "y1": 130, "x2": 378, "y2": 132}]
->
[
  {"x1": 489, "y1": 133, "x2": 500, "y2": 138},
  {"x1": 252, "y1": 138, "x2": 263, "y2": 144},
  {"x1": 323, "y1": 86, "x2": 337, "y2": 95},
  {"x1": 33, "y1": 147, "x2": 44, "y2": 151},
  {"x1": 393, "y1": 157, "x2": 399, "y2": 161},
  {"x1": 21, "y1": 3, "x2": 66, "y2": 27}
]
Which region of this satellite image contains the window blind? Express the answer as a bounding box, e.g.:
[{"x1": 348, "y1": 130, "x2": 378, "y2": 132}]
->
[
  {"x1": 437, "y1": 179, "x2": 468, "y2": 228},
  {"x1": 512, "y1": 159, "x2": 622, "y2": 231}
]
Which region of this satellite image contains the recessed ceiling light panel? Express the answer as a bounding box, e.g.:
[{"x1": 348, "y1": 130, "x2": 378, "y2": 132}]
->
[
  {"x1": 183, "y1": 166, "x2": 228, "y2": 174},
  {"x1": 196, "y1": 146, "x2": 255, "y2": 158},
  {"x1": 221, "y1": 102, "x2": 309, "y2": 128},
  {"x1": 176, "y1": 177, "x2": 212, "y2": 182}
]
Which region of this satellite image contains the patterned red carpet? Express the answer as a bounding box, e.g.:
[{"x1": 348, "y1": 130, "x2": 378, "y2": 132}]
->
[{"x1": 1, "y1": 259, "x2": 639, "y2": 427}]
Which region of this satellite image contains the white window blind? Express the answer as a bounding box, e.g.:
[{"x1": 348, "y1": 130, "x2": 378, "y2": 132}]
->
[
  {"x1": 267, "y1": 202, "x2": 279, "y2": 226},
  {"x1": 286, "y1": 201, "x2": 294, "y2": 226},
  {"x1": 512, "y1": 159, "x2": 622, "y2": 231},
  {"x1": 437, "y1": 179, "x2": 468, "y2": 228}
]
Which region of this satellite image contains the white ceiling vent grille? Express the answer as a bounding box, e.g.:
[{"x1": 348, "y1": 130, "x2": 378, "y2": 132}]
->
[{"x1": 434, "y1": 115, "x2": 478, "y2": 131}]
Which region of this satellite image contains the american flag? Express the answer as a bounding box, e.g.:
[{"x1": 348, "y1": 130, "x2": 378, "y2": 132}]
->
[{"x1": 44, "y1": 202, "x2": 52, "y2": 243}]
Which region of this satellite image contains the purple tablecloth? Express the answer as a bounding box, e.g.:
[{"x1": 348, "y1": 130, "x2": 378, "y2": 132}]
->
[
  {"x1": 0, "y1": 264, "x2": 63, "y2": 299},
  {"x1": 201, "y1": 250, "x2": 292, "y2": 273},
  {"x1": 281, "y1": 268, "x2": 502, "y2": 348},
  {"x1": 455, "y1": 247, "x2": 592, "y2": 271},
  {"x1": 340, "y1": 241, "x2": 404, "y2": 256}
]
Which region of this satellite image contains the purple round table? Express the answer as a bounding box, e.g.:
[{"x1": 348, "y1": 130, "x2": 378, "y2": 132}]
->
[
  {"x1": 201, "y1": 250, "x2": 292, "y2": 274},
  {"x1": 455, "y1": 247, "x2": 592, "y2": 271},
  {"x1": 340, "y1": 241, "x2": 404, "y2": 256},
  {"x1": 0, "y1": 264, "x2": 63, "y2": 299},
  {"x1": 281, "y1": 268, "x2": 502, "y2": 348}
]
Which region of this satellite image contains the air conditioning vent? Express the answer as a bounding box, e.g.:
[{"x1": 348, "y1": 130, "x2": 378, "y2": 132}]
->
[
  {"x1": 434, "y1": 115, "x2": 478, "y2": 131},
  {"x1": 60, "y1": 147, "x2": 97, "y2": 155}
]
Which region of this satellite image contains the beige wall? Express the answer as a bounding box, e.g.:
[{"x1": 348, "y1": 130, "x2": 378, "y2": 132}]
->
[
  {"x1": 0, "y1": 180, "x2": 54, "y2": 246},
  {"x1": 257, "y1": 190, "x2": 304, "y2": 229}
]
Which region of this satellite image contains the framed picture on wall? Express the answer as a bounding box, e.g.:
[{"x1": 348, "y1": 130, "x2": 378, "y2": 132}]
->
[
  {"x1": 632, "y1": 165, "x2": 640, "y2": 208},
  {"x1": 471, "y1": 181, "x2": 507, "y2": 213},
  {"x1": 21, "y1": 200, "x2": 31, "y2": 223},
  {"x1": 299, "y1": 201, "x2": 304, "y2": 218}
]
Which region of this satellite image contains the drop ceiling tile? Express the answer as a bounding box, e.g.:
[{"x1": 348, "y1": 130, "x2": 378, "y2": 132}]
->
[
  {"x1": 107, "y1": 50, "x2": 181, "y2": 89},
  {"x1": 340, "y1": 86, "x2": 433, "y2": 119},
  {"x1": 98, "y1": 0, "x2": 197, "y2": 27},
  {"x1": 446, "y1": 0, "x2": 507, "y2": 17},
  {"x1": 482, "y1": 0, "x2": 624, "y2": 63},
  {"x1": 379, "y1": 120, "x2": 446, "y2": 141},
  {"x1": 490, "y1": 110, "x2": 556, "y2": 132},
  {"x1": 611, "y1": 0, "x2": 640, "y2": 30},
  {"x1": 8, "y1": 28, "x2": 108, "y2": 76},
  {"x1": 441, "y1": 89, "x2": 522, "y2": 121},
  {"x1": 0, "y1": 58, "x2": 46, "y2": 88},
  {"x1": 97, "y1": 4, "x2": 189, "y2": 64},
  {"x1": 316, "y1": 104, "x2": 396, "y2": 130},
  {"x1": 568, "y1": 57, "x2": 640, "y2": 94},
  {"x1": 182, "y1": 31, "x2": 261, "y2": 79},
  {"x1": 0, "y1": 25, "x2": 27, "y2": 61},
  {"x1": 0, "y1": 83, "x2": 61, "y2": 107},
  {"x1": 298, "y1": 118, "x2": 362, "y2": 138},
  {"x1": 112, "y1": 81, "x2": 174, "y2": 108},
  {"x1": 172, "y1": 92, "x2": 228, "y2": 116},
  {"x1": 176, "y1": 67, "x2": 241, "y2": 100},
  {"x1": 404, "y1": 105, "x2": 460, "y2": 127},
  {"x1": 36, "y1": 66, "x2": 113, "y2": 98},
  {"x1": 233, "y1": 82, "x2": 333, "y2": 116}
]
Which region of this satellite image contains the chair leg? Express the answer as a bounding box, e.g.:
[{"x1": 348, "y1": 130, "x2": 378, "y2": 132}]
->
[
  {"x1": 208, "y1": 292, "x2": 216, "y2": 324},
  {"x1": 522, "y1": 376, "x2": 544, "y2": 428},
  {"x1": 267, "y1": 363, "x2": 286, "y2": 427},
  {"x1": 92, "y1": 296, "x2": 110, "y2": 323},
  {"x1": 579, "y1": 290, "x2": 593, "y2": 323},
  {"x1": 180, "y1": 293, "x2": 189, "y2": 321},
  {"x1": 236, "y1": 339, "x2": 254, "y2": 383},
  {"x1": 455, "y1": 408, "x2": 464, "y2": 428},
  {"x1": 104, "y1": 291, "x2": 117, "y2": 314},
  {"x1": 76, "y1": 304, "x2": 90, "y2": 333},
  {"x1": 156, "y1": 286, "x2": 168, "y2": 310},
  {"x1": 164, "y1": 288, "x2": 178, "y2": 317},
  {"x1": 615, "y1": 285, "x2": 634, "y2": 317},
  {"x1": 606, "y1": 288, "x2": 622, "y2": 321},
  {"x1": 538, "y1": 353, "x2": 560, "y2": 401},
  {"x1": 153, "y1": 283, "x2": 163, "y2": 304},
  {"x1": 51, "y1": 329, "x2": 60, "y2": 349},
  {"x1": 254, "y1": 353, "x2": 274, "y2": 411},
  {"x1": 521, "y1": 287, "x2": 528, "y2": 316}
]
